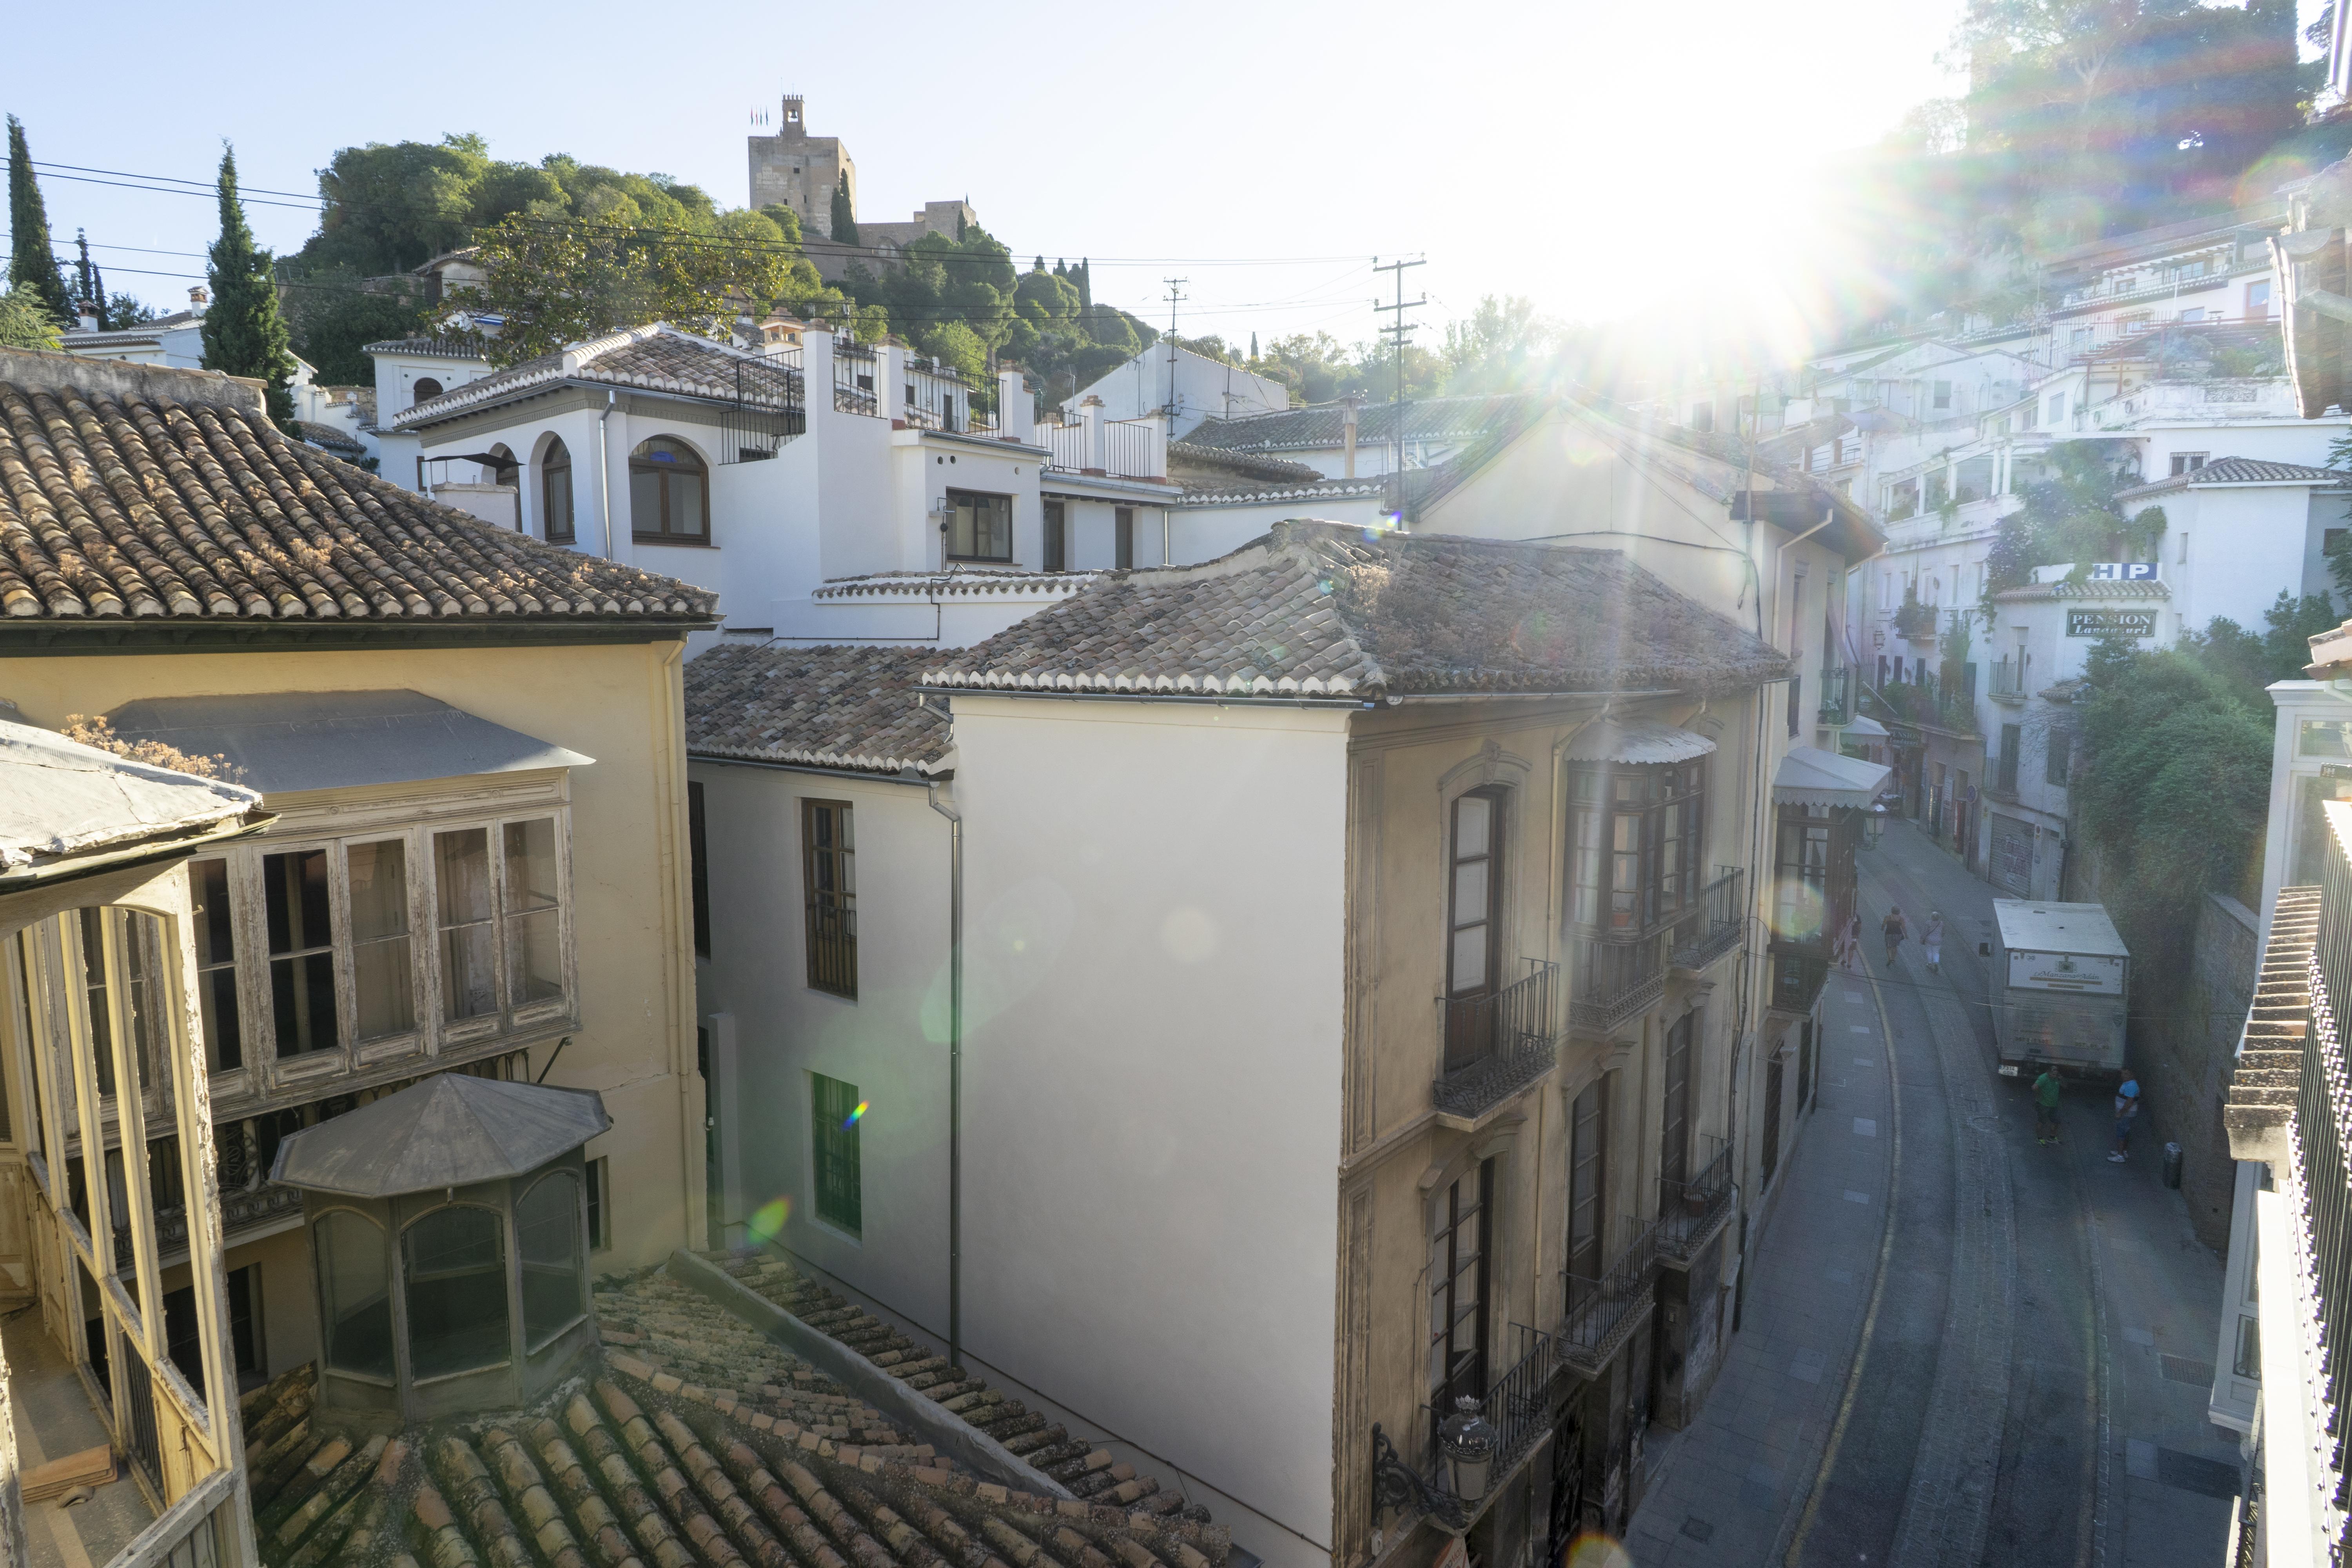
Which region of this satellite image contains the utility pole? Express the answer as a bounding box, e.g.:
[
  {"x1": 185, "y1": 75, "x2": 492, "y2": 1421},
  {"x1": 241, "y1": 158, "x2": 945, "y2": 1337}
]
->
[
  {"x1": 1373, "y1": 256, "x2": 1426, "y2": 519},
  {"x1": 1163, "y1": 277, "x2": 1188, "y2": 420}
]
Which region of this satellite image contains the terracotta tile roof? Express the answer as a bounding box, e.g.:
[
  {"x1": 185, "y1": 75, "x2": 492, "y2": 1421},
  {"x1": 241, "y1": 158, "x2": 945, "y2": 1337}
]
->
[
  {"x1": 395, "y1": 325, "x2": 800, "y2": 427},
  {"x1": 241, "y1": 1269, "x2": 1231, "y2": 1568},
  {"x1": 0, "y1": 372, "x2": 714, "y2": 625},
  {"x1": 2113, "y1": 456, "x2": 2347, "y2": 502},
  {"x1": 813, "y1": 570, "x2": 1098, "y2": 602},
  {"x1": 923, "y1": 519, "x2": 1793, "y2": 699},
  {"x1": 1183, "y1": 394, "x2": 1544, "y2": 454},
  {"x1": 685, "y1": 645, "x2": 951, "y2": 775},
  {"x1": 1991, "y1": 578, "x2": 2171, "y2": 602},
  {"x1": 1163, "y1": 442, "x2": 1323, "y2": 485},
  {"x1": 697, "y1": 1253, "x2": 1198, "y2": 1513},
  {"x1": 363, "y1": 335, "x2": 491, "y2": 361}
]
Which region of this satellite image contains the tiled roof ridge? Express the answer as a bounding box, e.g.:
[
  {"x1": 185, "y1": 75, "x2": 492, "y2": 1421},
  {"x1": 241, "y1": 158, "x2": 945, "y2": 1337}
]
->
[
  {"x1": 1174, "y1": 479, "x2": 1387, "y2": 505},
  {"x1": 1992, "y1": 579, "x2": 2171, "y2": 601},
  {"x1": 697, "y1": 1251, "x2": 1219, "y2": 1528},
  {"x1": 395, "y1": 322, "x2": 793, "y2": 428},
  {"x1": 0, "y1": 379, "x2": 715, "y2": 623},
  {"x1": 2115, "y1": 455, "x2": 2347, "y2": 502},
  {"x1": 683, "y1": 644, "x2": 951, "y2": 774},
  {"x1": 813, "y1": 570, "x2": 1101, "y2": 600},
  {"x1": 2225, "y1": 884, "x2": 2321, "y2": 1163}
]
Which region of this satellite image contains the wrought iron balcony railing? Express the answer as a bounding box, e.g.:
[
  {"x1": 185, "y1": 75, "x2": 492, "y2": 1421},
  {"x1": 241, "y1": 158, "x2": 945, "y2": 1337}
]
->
[
  {"x1": 1670, "y1": 868, "x2": 1745, "y2": 972},
  {"x1": 1569, "y1": 934, "x2": 1668, "y2": 1035},
  {"x1": 1370, "y1": 1323, "x2": 1566, "y2": 1535},
  {"x1": 1988, "y1": 656, "x2": 2029, "y2": 701},
  {"x1": 1562, "y1": 1218, "x2": 1659, "y2": 1367},
  {"x1": 1435, "y1": 960, "x2": 1560, "y2": 1121},
  {"x1": 1657, "y1": 1135, "x2": 1734, "y2": 1259}
]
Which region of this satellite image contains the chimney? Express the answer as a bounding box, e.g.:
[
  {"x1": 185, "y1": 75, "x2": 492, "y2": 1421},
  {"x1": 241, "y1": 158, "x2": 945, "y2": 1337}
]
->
[
  {"x1": 1080, "y1": 394, "x2": 1106, "y2": 475},
  {"x1": 1343, "y1": 396, "x2": 1363, "y2": 479},
  {"x1": 187, "y1": 285, "x2": 209, "y2": 316},
  {"x1": 75, "y1": 301, "x2": 98, "y2": 333},
  {"x1": 997, "y1": 365, "x2": 1035, "y2": 443}
]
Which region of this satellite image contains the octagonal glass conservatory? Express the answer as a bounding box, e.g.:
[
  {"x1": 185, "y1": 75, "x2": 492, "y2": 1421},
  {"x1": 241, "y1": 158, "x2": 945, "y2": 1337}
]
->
[{"x1": 270, "y1": 1072, "x2": 611, "y2": 1425}]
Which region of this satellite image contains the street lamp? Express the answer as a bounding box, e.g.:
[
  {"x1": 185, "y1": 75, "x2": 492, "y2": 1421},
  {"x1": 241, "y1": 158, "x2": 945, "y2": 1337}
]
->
[
  {"x1": 1438, "y1": 1397, "x2": 1501, "y2": 1509},
  {"x1": 1866, "y1": 802, "x2": 1888, "y2": 849}
]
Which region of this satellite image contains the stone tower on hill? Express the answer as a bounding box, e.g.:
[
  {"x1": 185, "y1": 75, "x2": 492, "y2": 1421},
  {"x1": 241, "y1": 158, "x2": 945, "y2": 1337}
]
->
[
  {"x1": 747, "y1": 94, "x2": 854, "y2": 239},
  {"x1": 747, "y1": 95, "x2": 979, "y2": 277}
]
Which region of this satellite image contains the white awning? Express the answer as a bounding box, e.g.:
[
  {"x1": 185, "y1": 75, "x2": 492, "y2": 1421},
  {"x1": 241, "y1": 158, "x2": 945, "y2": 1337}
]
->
[
  {"x1": 1840, "y1": 713, "x2": 1891, "y2": 741},
  {"x1": 1774, "y1": 744, "x2": 1892, "y2": 809},
  {"x1": 1564, "y1": 719, "x2": 1717, "y2": 765}
]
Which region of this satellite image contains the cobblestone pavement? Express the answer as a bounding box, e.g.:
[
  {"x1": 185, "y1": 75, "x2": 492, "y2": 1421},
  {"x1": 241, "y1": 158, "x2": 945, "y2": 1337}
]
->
[{"x1": 1626, "y1": 821, "x2": 2239, "y2": 1568}]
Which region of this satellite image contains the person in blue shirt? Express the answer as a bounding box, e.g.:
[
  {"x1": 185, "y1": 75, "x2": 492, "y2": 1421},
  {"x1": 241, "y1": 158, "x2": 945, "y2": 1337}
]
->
[{"x1": 2108, "y1": 1073, "x2": 2141, "y2": 1163}]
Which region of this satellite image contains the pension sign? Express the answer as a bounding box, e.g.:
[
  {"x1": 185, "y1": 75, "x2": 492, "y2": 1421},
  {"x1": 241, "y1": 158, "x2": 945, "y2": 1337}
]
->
[{"x1": 2067, "y1": 608, "x2": 2158, "y2": 638}]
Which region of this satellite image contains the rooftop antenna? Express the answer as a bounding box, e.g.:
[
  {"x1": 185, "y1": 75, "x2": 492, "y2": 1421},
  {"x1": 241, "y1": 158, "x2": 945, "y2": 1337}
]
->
[{"x1": 1373, "y1": 255, "x2": 1426, "y2": 519}]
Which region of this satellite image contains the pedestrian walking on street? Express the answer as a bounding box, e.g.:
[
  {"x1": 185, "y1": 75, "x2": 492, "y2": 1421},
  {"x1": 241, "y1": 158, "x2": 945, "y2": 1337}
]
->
[
  {"x1": 1837, "y1": 913, "x2": 1862, "y2": 971},
  {"x1": 2033, "y1": 1063, "x2": 2063, "y2": 1144},
  {"x1": 1924, "y1": 911, "x2": 1944, "y2": 975},
  {"x1": 1882, "y1": 905, "x2": 1908, "y2": 966},
  {"x1": 2108, "y1": 1072, "x2": 2141, "y2": 1162}
]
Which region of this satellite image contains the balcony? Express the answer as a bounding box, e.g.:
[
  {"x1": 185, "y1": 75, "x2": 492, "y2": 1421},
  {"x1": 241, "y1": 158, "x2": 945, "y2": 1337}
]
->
[
  {"x1": 1435, "y1": 960, "x2": 1560, "y2": 1123},
  {"x1": 1569, "y1": 935, "x2": 1667, "y2": 1036},
  {"x1": 1657, "y1": 1135, "x2": 1734, "y2": 1263},
  {"x1": 1817, "y1": 666, "x2": 1853, "y2": 726},
  {"x1": 1037, "y1": 416, "x2": 1167, "y2": 481},
  {"x1": 1371, "y1": 1324, "x2": 1566, "y2": 1533},
  {"x1": 1561, "y1": 1220, "x2": 1660, "y2": 1370},
  {"x1": 1670, "y1": 868, "x2": 1745, "y2": 973},
  {"x1": 1987, "y1": 657, "x2": 2028, "y2": 703}
]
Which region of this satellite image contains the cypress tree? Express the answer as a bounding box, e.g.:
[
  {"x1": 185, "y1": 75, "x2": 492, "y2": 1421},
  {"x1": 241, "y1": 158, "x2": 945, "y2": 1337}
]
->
[
  {"x1": 1250, "y1": 332, "x2": 1258, "y2": 362},
  {"x1": 200, "y1": 145, "x2": 296, "y2": 426},
  {"x1": 6, "y1": 116, "x2": 71, "y2": 327},
  {"x1": 1076, "y1": 259, "x2": 1091, "y2": 310},
  {"x1": 829, "y1": 173, "x2": 858, "y2": 247}
]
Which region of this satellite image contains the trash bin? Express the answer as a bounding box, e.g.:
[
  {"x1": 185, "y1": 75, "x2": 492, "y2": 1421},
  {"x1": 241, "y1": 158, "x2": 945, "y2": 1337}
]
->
[{"x1": 2162, "y1": 1142, "x2": 2183, "y2": 1189}]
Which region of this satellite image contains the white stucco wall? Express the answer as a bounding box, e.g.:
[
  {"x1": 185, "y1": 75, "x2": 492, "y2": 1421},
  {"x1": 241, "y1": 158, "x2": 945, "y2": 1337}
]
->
[
  {"x1": 949, "y1": 694, "x2": 1348, "y2": 1552},
  {"x1": 1072, "y1": 347, "x2": 1288, "y2": 437},
  {"x1": 2134, "y1": 483, "x2": 2352, "y2": 635}
]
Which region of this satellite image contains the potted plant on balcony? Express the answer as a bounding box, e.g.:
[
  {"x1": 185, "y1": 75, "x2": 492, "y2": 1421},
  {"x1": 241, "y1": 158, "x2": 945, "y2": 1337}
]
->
[{"x1": 1893, "y1": 586, "x2": 1937, "y2": 644}]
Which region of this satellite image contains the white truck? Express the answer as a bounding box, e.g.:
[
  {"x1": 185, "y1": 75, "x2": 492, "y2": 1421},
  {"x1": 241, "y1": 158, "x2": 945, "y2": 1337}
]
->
[{"x1": 1989, "y1": 900, "x2": 2131, "y2": 1079}]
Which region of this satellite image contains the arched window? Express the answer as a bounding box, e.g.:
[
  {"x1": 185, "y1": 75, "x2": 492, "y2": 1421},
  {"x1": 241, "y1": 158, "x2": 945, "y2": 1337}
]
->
[
  {"x1": 542, "y1": 437, "x2": 575, "y2": 544},
  {"x1": 517, "y1": 1171, "x2": 584, "y2": 1352},
  {"x1": 402, "y1": 1205, "x2": 510, "y2": 1379},
  {"x1": 487, "y1": 443, "x2": 517, "y2": 489},
  {"x1": 315, "y1": 1210, "x2": 392, "y2": 1380},
  {"x1": 412, "y1": 377, "x2": 444, "y2": 405},
  {"x1": 629, "y1": 437, "x2": 708, "y2": 543}
]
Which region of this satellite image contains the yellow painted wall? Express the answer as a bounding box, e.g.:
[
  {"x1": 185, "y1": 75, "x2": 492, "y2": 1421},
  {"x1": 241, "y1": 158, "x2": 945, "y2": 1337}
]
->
[{"x1": 0, "y1": 638, "x2": 701, "y2": 1274}]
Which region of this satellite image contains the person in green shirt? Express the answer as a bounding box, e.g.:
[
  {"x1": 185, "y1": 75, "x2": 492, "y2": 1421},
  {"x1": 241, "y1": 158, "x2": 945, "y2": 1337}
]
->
[{"x1": 2033, "y1": 1064, "x2": 2063, "y2": 1145}]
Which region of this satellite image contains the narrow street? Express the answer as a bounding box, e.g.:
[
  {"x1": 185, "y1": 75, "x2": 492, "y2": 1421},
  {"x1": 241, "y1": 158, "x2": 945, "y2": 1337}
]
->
[{"x1": 1630, "y1": 820, "x2": 2241, "y2": 1567}]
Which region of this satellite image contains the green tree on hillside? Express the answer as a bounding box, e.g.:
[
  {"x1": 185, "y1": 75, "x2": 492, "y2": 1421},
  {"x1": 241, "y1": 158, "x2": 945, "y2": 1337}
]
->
[
  {"x1": 200, "y1": 147, "x2": 297, "y2": 426},
  {"x1": 6, "y1": 116, "x2": 70, "y2": 327}
]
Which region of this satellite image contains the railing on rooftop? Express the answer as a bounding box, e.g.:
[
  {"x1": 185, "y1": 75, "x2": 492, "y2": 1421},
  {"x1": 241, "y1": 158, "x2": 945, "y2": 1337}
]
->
[
  {"x1": 718, "y1": 355, "x2": 806, "y2": 463},
  {"x1": 833, "y1": 338, "x2": 878, "y2": 417},
  {"x1": 902, "y1": 357, "x2": 967, "y2": 432},
  {"x1": 1035, "y1": 417, "x2": 1167, "y2": 481},
  {"x1": 1435, "y1": 960, "x2": 1559, "y2": 1122},
  {"x1": 1657, "y1": 1135, "x2": 1733, "y2": 1259}
]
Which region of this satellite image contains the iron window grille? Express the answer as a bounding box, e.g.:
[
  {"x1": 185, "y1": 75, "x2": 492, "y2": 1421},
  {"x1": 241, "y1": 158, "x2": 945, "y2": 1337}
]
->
[{"x1": 802, "y1": 800, "x2": 856, "y2": 998}]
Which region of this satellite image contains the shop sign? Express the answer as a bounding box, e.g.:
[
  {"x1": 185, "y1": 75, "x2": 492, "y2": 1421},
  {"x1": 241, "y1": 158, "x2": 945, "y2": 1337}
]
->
[{"x1": 2067, "y1": 608, "x2": 2157, "y2": 638}]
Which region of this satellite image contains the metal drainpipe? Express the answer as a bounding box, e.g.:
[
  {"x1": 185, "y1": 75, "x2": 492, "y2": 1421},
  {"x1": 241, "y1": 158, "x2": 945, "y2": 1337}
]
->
[
  {"x1": 926, "y1": 779, "x2": 964, "y2": 1372},
  {"x1": 596, "y1": 390, "x2": 619, "y2": 559}
]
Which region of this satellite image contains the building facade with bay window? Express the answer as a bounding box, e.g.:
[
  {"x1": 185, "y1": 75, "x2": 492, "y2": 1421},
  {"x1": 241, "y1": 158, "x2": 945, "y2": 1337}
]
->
[
  {"x1": 0, "y1": 350, "x2": 714, "y2": 1427},
  {"x1": 687, "y1": 498, "x2": 1884, "y2": 1568}
]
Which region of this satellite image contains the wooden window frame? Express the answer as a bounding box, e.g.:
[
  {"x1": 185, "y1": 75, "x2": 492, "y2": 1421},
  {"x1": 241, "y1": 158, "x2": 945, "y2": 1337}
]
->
[
  {"x1": 802, "y1": 800, "x2": 857, "y2": 999},
  {"x1": 178, "y1": 808, "x2": 576, "y2": 1095},
  {"x1": 542, "y1": 437, "x2": 575, "y2": 544},
  {"x1": 810, "y1": 1072, "x2": 863, "y2": 1235},
  {"x1": 1446, "y1": 788, "x2": 1504, "y2": 1001},
  {"x1": 630, "y1": 437, "x2": 710, "y2": 544},
  {"x1": 1429, "y1": 1157, "x2": 1493, "y2": 1408},
  {"x1": 945, "y1": 489, "x2": 1013, "y2": 563},
  {"x1": 1660, "y1": 1013, "x2": 1693, "y2": 1194},
  {"x1": 1114, "y1": 506, "x2": 1135, "y2": 569},
  {"x1": 1042, "y1": 499, "x2": 1067, "y2": 572},
  {"x1": 1564, "y1": 760, "x2": 1706, "y2": 939},
  {"x1": 1566, "y1": 1075, "x2": 1607, "y2": 1311}
]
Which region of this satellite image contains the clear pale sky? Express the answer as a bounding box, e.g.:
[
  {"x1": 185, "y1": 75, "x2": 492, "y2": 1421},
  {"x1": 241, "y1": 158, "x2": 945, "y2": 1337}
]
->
[{"x1": 8, "y1": 0, "x2": 1985, "y2": 352}]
